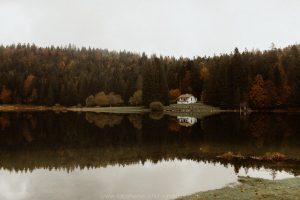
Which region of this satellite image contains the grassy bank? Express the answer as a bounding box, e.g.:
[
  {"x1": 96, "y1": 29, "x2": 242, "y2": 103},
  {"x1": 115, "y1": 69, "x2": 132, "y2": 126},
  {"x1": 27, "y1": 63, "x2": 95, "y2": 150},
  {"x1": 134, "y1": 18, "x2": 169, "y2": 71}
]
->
[
  {"x1": 164, "y1": 103, "x2": 222, "y2": 118},
  {"x1": 68, "y1": 106, "x2": 150, "y2": 113},
  {"x1": 2, "y1": 103, "x2": 300, "y2": 115},
  {"x1": 0, "y1": 105, "x2": 149, "y2": 113},
  {"x1": 0, "y1": 103, "x2": 219, "y2": 115},
  {"x1": 177, "y1": 176, "x2": 300, "y2": 200}
]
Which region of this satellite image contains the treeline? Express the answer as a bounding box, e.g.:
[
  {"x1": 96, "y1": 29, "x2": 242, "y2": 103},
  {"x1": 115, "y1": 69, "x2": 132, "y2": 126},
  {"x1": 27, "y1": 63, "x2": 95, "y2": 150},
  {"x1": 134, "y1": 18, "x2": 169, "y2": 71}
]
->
[
  {"x1": 202, "y1": 46, "x2": 300, "y2": 109},
  {"x1": 0, "y1": 43, "x2": 300, "y2": 109}
]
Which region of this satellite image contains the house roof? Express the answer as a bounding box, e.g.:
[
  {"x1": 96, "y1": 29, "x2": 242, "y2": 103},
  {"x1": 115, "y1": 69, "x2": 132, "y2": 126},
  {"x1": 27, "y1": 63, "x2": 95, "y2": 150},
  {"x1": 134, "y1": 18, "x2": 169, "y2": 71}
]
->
[{"x1": 178, "y1": 94, "x2": 194, "y2": 98}]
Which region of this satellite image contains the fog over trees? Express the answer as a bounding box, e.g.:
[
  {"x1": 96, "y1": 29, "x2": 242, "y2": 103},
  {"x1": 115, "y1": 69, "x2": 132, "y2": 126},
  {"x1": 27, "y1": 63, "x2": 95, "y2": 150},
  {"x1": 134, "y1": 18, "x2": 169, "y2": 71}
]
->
[{"x1": 0, "y1": 43, "x2": 300, "y2": 109}]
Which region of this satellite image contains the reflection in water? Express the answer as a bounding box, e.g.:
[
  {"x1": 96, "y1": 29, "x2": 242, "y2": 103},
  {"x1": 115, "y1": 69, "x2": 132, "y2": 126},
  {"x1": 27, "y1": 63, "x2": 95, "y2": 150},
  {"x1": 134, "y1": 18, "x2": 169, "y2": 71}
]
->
[
  {"x1": 177, "y1": 116, "x2": 197, "y2": 127},
  {"x1": 85, "y1": 113, "x2": 123, "y2": 128},
  {"x1": 238, "y1": 167, "x2": 294, "y2": 180},
  {"x1": 0, "y1": 112, "x2": 300, "y2": 199},
  {"x1": 0, "y1": 160, "x2": 294, "y2": 200},
  {"x1": 149, "y1": 112, "x2": 164, "y2": 120},
  {"x1": 128, "y1": 115, "x2": 143, "y2": 130}
]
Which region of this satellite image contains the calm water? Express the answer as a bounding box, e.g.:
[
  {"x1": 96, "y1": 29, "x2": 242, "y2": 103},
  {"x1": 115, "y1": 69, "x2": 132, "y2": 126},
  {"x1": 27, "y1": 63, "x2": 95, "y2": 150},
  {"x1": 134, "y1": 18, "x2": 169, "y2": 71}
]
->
[{"x1": 0, "y1": 112, "x2": 300, "y2": 200}]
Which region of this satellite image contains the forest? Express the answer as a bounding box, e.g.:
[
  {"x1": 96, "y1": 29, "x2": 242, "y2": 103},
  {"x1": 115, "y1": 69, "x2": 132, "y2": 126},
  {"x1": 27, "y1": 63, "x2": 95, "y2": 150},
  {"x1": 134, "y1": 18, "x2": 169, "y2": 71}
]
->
[{"x1": 0, "y1": 43, "x2": 300, "y2": 109}]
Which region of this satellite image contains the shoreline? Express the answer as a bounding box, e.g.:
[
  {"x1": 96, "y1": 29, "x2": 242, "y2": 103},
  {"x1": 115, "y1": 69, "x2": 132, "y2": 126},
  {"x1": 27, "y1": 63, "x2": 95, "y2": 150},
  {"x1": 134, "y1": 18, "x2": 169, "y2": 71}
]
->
[
  {"x1": 176, "y1": 176, "x2": 300, "y2": 200},
  {"x1": 177, "y1": 176, "x2": 300, "y2": 200},
  {"x1": 1, "y1": 104, "x2": 300, "y2": 114},
  {"x1": 0, "y1": 105, "x2": 150, "y2": 114}
]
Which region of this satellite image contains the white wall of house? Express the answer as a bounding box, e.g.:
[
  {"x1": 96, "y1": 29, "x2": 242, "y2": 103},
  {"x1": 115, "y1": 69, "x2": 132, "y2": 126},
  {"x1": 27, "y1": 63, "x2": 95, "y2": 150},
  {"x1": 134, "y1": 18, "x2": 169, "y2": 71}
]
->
[
  {"x1": 177, "y1": 96, "x2": 197, "y2": 104},
  {"x1": 177, "y1": 116, "x2": 197, "y2": 126}
]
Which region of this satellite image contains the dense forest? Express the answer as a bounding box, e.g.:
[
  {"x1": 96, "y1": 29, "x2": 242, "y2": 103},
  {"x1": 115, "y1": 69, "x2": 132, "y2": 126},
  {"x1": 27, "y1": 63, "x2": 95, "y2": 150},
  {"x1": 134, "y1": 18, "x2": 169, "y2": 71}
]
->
[{"x1": 0, "y1": 43, "x2": 300, "y2": 109}]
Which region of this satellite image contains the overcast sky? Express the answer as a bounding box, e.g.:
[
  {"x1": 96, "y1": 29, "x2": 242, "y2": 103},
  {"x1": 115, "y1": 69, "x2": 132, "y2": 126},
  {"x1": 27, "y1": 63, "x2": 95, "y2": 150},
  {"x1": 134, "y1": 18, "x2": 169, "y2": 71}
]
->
[{"x1": 0, "y1": 0, "x2": 300, "y2": 58}]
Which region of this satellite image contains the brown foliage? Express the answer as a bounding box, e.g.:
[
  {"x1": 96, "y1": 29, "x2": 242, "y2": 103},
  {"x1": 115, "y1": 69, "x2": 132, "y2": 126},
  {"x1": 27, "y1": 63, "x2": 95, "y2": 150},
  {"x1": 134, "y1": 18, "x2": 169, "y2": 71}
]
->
[
  {"x1": 93, "y1": 92, "x2": 123, "y2": 106},
  {"x1": 108, "y1": 92, "x2": 123, "y2": 106},
  {"x1": 0, "y1": 115, "x2": 10, "y2": 130},
  {"x1": 169, "y1": 89, "x2": 181, "y2": 100},
  {"x1": 168, "y1": 119, "x2": 181, "y2": 132},
  {"x1": 129, "y1": 90, "x2": 142, "y2": 106},
  {"x1": 249, "y1": 74, "x2": 274, "y2": 108},
  {"x1": 248, "y1": 115, "x2": 268, "y2": 148},
  {"x1": 135, "y1": 75, "x2": 143, "y2": 91},
  {"x1": 128, "y1": 115, "x2": 142, "y2": 130},
  {"x1": 85, "y1": 95, "x2": 96, "y2": 107},
  {"x1": 251, "y1": 152, "x2": 287, "y2": 161},
  {"x1": 85, "y1": 113, "x2": 123, "y2": 128},
  {"x1": 0, "y1": 86, "x2": 12, "y2": 103},
  {"x1": 94, "y1": 92, "x2": 109, "y2": 106},
  {"x1": 24, "y1": 74, "x2": 35, "y2": 96},
  {"x1": 218, "y1": 151, "x2": 243, "y2": 160},
  {"x1": 200, "y1": 67, "x2": 209, "y2": 80}
]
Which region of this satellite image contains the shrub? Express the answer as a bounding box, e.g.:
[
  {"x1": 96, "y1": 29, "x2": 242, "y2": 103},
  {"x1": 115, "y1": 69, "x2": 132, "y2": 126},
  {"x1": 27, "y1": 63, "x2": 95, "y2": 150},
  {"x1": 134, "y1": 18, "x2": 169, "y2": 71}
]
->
[
  {"x1": 129, "y1": 90, "x2": 142, "y2": 106},
  {"x1": 94, "y1": 92, "x2": 109, "y2": 106},
  {"x1": 149, "y1": 111, "x2": 164, "y2": 120},
  {"x1": 108, "y1": 92, "x2": 124, "y2": 106},
  {"x1": 149, "y1": 101, "x2": 164, "y2": 112},
  {"x1": 86, "y1": 92, "x2": 124, "y2": 107},
  {"x1": 85, "y1": 95, "x2": 96, "y2": 107},
  {"x1": 263, "y1": 152, "x2": 286, "y2": 161}
]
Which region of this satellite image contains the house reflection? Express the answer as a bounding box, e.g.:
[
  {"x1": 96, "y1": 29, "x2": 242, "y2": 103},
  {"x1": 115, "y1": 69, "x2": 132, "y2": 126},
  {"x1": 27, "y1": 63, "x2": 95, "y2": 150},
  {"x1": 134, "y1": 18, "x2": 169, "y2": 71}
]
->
[{"x1": 177, "y1": 116, "x2": 197, "y2": 127}]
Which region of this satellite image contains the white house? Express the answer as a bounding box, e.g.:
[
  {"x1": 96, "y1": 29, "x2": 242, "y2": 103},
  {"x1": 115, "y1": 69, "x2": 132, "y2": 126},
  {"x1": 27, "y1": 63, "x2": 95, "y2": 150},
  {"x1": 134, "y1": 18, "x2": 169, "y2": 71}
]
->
[
  {"x1": 177, "y1": 116, "x2": 197, "y2": 127},
  {"x1": 177, "y1": 94, "x2": 197, "y2": 104}
]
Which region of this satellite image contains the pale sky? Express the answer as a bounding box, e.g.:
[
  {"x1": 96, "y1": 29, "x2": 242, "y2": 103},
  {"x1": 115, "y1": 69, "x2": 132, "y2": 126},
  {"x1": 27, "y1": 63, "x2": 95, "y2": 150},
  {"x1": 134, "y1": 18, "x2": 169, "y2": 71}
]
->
[{"x1": 0, "y1": 0, "x2": 300, "y2": 58}]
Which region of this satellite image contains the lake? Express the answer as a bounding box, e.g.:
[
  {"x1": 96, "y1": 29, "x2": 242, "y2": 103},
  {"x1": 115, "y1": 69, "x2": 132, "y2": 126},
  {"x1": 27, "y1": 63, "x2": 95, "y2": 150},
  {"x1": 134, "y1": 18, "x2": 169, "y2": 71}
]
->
[{"x1": 0, "y1": 112, "x2": 299, "y2": 200}]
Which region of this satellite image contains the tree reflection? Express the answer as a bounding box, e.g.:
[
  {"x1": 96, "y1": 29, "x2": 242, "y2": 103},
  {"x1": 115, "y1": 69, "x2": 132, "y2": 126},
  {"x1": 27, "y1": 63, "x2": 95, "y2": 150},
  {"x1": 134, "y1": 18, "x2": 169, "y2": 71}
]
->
[
  {"x1": 85, "y1": 113, "x2": 123, "y2": 128},
  {"x1": 248, "y1": 115, "x2": 268, "y2": 148},
  {"x1": 128, "y1": 115, "x2": 143, "y2": 130},
  {"x1": 0, "y1": 114, "x2": 10, "y2": 131},
  {"x1": 0, "y1": 112, "x2": 299, "y2": 176},
  {"x1": 168, "y1": 118, "x2": 181, "y2": 132}
]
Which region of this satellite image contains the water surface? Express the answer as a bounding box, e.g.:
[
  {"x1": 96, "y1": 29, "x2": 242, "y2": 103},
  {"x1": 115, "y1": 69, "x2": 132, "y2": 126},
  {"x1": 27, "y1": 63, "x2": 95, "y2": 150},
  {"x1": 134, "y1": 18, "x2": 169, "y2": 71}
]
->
[{"x1": 0, "y1": 112, "x2": 299, "y2": 199}]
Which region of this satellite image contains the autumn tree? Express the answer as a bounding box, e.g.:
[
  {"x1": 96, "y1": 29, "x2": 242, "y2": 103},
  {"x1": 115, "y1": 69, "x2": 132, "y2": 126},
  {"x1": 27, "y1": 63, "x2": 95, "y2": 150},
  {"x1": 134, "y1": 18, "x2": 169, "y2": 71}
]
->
[
  {"x1": 169, "y1": 89, "x2": 181, "y2": 102},
  {"x1": 129, "y1": 90, "x2": 142, "y2": 106},
  {"x1": 249, "y1": 74, "x2": 273, "y2": 109},
  {"x1": 85, "y1": 95, "x2": 96, "y2": 107},
  {"x1": 23, "y1": 74, "x2": 35, "y2": 97},
  {"x1": 1, "y1": 43, "x2": 300, "y2": 109},
  {"x1": 94, "y1": 92, "x2": 109, "y2": 106},
  {"x1": 0, "y1": 86, "x2": 12, "y2": 104},
  {"x1": 107, "y1": 92, "x2": 124, "y2": 106}
]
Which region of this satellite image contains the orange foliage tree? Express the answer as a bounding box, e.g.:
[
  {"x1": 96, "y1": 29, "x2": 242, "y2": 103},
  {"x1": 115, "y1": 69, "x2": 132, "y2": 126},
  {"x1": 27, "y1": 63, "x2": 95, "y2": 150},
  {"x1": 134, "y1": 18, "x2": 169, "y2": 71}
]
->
[
  {"x1": 249, "y1": 74, "x2": 268, "y2": 108},
  {"x1": 169, "y1": 89, "x2": 181, "y2": 101},
  {"x1": 249, "y1": 74, "x2": 279, "y2": 109},
  {"x1": 24, "y1": 74, "x2": 35, "y2": 96},
  {"x1": 200, "y1": 67, "x2": 209, "y2": 80},
  {"x1": 0, "y1": 86, "x2": 12, "y2": 104},
  {"x1": 129, "y1": 90, "x2": 142, "y2": 106}
]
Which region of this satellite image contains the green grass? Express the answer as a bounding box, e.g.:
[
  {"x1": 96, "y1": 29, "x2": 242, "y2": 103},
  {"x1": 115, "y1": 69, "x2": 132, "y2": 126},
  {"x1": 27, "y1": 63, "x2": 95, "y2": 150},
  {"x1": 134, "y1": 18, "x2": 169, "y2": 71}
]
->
[
  {"x1": 164, "y1": 103, "x2": 221, "y2": 118},
  {"x1": 177, "y1": 176, "x2": 300, "y2": 200},
  {"x1": 67, "y1": 106, "x2": 150, "y2": 113},
  {"x1": 0, "y1": 105, "x2": 150, "y2": 113}
]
